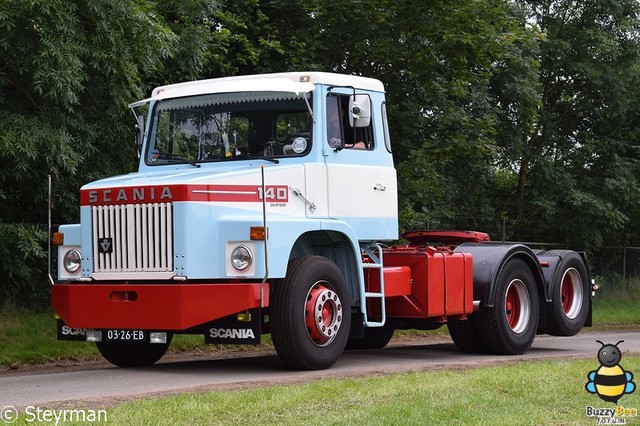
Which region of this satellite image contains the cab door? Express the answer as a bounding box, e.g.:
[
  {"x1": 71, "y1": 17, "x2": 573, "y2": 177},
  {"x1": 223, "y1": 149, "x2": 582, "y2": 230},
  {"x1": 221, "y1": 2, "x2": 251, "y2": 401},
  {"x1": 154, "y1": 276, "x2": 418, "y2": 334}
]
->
[{"x1": 324, "y1": 92, "x2": 398, "y2": 241}]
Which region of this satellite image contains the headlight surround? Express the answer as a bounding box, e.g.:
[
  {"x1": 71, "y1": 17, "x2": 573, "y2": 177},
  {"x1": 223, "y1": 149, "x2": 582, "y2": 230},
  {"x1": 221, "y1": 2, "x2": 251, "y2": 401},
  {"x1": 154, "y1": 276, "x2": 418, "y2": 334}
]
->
[
  {"x1": 63, "y1": 248, "x2": 82, "y2": 274},
  {"x1": 230, "y1": 245, "x2": 253, "y2": 271}
]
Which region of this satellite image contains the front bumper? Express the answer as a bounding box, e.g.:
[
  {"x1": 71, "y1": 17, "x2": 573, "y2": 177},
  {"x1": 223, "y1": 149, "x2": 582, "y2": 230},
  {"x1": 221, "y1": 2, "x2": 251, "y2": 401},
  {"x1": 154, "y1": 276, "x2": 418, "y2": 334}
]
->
[{"x1": 51, "y1": 282, "x2": 269, "y2": 330}]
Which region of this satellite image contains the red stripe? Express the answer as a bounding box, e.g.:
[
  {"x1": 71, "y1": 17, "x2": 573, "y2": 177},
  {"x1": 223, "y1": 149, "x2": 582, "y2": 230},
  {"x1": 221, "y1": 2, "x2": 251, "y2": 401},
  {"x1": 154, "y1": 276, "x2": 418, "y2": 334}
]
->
[{"x1": 80, "y1": 184, "x2": 289, "y2": 206}]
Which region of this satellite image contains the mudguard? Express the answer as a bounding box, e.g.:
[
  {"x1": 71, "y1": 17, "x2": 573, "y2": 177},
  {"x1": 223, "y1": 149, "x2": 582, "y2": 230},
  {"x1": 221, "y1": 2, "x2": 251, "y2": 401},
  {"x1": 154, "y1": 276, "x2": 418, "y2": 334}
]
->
[
  {"x1": 536, "y1": 250, "x2": 593, "y2": 331},
  {"x1": 533, "y1": 254, "x2": 564, "y2": 301},
  {"x1": 454, "y1": 243, "x2": 545, "y2": 308}
]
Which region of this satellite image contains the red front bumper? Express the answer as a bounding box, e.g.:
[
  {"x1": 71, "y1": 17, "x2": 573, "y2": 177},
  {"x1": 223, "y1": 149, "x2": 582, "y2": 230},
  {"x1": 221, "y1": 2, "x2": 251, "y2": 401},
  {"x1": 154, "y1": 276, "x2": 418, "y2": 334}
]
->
[{"x1": 51, "y1": 282, "x2": 269, "y2": 330}]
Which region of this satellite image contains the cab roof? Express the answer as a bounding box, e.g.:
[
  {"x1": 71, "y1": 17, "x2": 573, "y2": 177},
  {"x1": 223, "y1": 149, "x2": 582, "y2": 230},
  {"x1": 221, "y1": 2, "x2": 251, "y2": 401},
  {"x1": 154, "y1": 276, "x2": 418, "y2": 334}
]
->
[{"x1": 140, "y1": 72, "x2": 385, "y2": 104}]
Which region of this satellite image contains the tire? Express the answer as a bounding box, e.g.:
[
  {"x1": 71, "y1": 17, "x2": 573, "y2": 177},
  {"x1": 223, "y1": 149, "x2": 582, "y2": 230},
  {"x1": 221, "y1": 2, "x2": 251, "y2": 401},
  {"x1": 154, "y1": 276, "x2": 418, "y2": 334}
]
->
[
  {"x1": 448, "y1": 317, "x2": 487, "y2": 354},
  {"x1": 346, "y1": 325, "x2": 394, "y2": 350},
  {"x1": 476, "y1": 258, "x2": 539, "y2": 355},
  {"x1": 544, "y1": 250, "x2": 590, "y2": 336},
  {"x1": 270, "y1": 256, "x2": 352, "y2": 370},
  {"x1": 96, "y1": 334, "x2": 172, "y2": 367}
]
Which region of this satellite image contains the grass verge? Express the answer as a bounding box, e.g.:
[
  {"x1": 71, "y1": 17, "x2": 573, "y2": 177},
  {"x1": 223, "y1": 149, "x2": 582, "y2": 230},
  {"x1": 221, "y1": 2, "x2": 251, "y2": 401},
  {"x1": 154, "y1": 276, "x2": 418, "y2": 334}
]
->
[
  {"x1": 591, "y1": 275, "x2": 640, "y2": 328},
  {"x1": 10, "y1": 357, "x2": 639, "y2": 425}
]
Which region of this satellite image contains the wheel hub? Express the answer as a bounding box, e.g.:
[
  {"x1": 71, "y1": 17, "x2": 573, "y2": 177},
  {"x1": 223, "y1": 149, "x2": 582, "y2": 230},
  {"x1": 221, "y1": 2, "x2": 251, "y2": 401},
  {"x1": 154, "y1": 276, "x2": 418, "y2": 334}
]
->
[
  {"x1": 504, "y1": 279, "x2": 530, "y2": 334},
  {"x1": 305, "y1": 282, "x2": 342, "y2": 346},
  {"x1": 560, "y1": 268, "x2": 583, "y2": 319}
]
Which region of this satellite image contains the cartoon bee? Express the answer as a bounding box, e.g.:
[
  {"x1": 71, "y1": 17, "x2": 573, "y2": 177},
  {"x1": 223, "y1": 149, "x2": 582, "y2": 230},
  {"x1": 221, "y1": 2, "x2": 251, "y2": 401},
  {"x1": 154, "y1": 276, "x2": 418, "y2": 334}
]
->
[{"x1": 585, "y1": 340, "x2": 636, "y2": 404}]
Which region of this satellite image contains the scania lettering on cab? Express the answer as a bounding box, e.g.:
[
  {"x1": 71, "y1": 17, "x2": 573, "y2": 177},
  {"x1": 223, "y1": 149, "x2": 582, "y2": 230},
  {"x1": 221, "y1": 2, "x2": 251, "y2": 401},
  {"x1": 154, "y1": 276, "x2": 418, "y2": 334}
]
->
[{"x1": 51, "y1": 72, "x2": 595, "y2": 370}]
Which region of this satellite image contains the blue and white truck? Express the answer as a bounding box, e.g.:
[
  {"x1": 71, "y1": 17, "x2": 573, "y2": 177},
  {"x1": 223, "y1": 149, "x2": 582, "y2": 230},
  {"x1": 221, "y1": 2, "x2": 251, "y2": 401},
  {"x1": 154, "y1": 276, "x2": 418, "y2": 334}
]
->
[{"x1": 51, "y1": 72, "x2": 594, "y2": 370}]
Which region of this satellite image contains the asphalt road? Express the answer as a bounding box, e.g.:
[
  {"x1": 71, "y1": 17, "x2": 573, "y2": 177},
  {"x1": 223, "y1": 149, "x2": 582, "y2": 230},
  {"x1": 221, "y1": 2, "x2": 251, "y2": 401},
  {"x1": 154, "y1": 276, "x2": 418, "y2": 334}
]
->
[{"x1": 1, "y1": 330, "x2": 639, "y2": 409}]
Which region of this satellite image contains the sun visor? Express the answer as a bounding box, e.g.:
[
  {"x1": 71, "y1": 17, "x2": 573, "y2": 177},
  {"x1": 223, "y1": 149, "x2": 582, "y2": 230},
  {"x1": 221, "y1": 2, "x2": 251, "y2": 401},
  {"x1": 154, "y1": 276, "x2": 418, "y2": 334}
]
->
[{"x1": 150, "y1": 78, "x2": 315, "y2": 100}]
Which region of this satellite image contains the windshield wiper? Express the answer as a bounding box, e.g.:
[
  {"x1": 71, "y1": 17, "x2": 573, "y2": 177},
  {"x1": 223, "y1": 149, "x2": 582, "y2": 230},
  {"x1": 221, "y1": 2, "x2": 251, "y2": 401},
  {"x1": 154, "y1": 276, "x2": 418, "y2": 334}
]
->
[
  {"x1": 163, "y1": 155, "x2": 201, "y2": 168},
  {"x1": 234, "y1": 154, "x2": 279, "y2": 164}
]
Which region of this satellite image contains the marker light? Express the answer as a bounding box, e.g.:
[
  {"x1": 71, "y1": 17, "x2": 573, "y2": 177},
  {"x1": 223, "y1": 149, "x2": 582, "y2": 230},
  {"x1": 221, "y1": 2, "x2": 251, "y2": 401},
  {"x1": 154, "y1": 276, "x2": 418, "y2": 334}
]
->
[
  {"x1": 231, "y1": 245, "x2": 253, "y2": 271},
  {"x1": 52, "y1": 232, "x2": 64, "y2": 246},
  {"x1": 250, "y1": 226, "x2": 268, "y2": 240},
  {"x1": 236, "y1": 312, "x2": 252, "y2": 322}
]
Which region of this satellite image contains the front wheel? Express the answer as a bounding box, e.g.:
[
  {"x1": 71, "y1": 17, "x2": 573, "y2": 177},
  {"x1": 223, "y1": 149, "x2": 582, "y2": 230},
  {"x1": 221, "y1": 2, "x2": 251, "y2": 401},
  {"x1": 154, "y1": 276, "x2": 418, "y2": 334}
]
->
[
  {"x1": 96, "y1": 335, "x2": 172, "y2": 367},
  {"x1": 270, "y1": 256, "x2": 351, "y2": 370},
  {"x1": 476, "y1": 258, "x2": 539, "y2": 355}
]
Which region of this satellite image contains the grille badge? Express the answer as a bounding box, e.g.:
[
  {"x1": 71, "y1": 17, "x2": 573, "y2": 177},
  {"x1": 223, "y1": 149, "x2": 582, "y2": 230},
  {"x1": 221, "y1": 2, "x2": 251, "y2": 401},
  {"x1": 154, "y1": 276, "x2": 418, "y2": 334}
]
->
[{"x1": 98, "y1": 238, "x2": 113, "y2": 254}]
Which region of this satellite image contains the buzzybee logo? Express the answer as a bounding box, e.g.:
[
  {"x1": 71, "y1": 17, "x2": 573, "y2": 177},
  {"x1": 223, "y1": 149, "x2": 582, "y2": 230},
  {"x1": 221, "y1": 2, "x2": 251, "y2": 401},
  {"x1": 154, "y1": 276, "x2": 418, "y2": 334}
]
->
[
  {"x1": 585, "y1": 340, "x2": 636, "y2": 404},
  {"x1": 584, "y1": 340, "x2": 637, "y2": 424}
]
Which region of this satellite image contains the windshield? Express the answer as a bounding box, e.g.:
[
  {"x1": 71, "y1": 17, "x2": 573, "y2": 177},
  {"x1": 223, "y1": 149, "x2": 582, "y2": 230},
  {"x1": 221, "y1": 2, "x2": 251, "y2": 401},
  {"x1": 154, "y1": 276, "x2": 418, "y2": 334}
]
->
[{"x1": 145, "y1": 91, "x2": 312, "y2": 165}]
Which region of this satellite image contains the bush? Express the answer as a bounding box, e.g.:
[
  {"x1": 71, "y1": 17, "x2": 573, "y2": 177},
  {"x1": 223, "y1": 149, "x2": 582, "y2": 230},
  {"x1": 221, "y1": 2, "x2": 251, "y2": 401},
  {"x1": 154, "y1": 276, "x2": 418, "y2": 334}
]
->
[{"x1": 0, "y1": 224, "x2": 50, "y2": 308}]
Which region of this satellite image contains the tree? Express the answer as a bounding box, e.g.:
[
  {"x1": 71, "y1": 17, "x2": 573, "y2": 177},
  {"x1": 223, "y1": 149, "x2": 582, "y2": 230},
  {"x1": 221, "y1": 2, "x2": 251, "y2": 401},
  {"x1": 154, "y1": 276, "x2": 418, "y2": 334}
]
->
[
  {"x1": 260, "y1": 0, "x2": 541, "y2": 233},
  {"x1": 0, "y1": 0, "x2": 179, "y2": 306},
  {"x1": 4, "y1": 0, "x2": 640, "y2": 306},
  {"x1": 503, "y1": 0, "x2": 640, "y2": 250},
  {"x1": 0, "y1": 0, "x2": 293, "y2": 306}
]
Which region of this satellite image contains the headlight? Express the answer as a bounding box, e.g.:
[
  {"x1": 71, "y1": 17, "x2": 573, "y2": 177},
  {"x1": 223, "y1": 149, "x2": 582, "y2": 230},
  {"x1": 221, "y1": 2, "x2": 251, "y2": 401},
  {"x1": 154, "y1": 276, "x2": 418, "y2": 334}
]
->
[
  {"x1": 63, "y1": 248, "x2": 82, "y2": 274},
  {"x1": 230, "y1": 245, "x2": 253, "y2": 271}
]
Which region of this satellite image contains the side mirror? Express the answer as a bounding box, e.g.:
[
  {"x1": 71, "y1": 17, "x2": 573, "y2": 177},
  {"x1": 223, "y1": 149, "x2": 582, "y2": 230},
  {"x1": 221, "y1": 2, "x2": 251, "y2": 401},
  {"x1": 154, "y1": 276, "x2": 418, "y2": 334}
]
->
[
  {"x1": 135, "y1": 115, "x2": 145, "y2": 146},
  {"x1": 134, "y1": 115, "x2": 144, "y2": 158},
  {"x1": 349, "y1": 94, "x2": 371, "y2": 128}
]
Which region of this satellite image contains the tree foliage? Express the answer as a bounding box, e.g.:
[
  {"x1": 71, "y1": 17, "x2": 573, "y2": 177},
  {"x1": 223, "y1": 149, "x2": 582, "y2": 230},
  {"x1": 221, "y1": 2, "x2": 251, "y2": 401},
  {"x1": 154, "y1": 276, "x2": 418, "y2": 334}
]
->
[
  {"x1": 0, "y1": 0, "x2": 285, "y2": 306},
  {"x1": 0, "y1": 0, "x2": 172, "y2": 305},
  {"x1": 258, "y1": 1, "x2": 542, "y2": 232},
  {"x1": 1, "y1": 0, "x2": 640, "y2": 306},
  {"x1": 505, "y1": 0, "x2": 640, "y2": 249}
]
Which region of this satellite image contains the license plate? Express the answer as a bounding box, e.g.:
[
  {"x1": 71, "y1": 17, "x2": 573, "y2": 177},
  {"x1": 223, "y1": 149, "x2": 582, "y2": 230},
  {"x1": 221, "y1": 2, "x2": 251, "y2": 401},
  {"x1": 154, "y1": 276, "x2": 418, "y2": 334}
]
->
[{"x1": 104, "y1": 329, "x2": 148, "y2": 342}]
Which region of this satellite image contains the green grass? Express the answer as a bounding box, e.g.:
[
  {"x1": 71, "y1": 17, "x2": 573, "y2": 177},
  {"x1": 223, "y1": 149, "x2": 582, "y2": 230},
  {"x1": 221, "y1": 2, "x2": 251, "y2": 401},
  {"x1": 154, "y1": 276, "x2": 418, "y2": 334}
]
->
[
  {"x1": 0, "y1": 308, "x2": 100, "y2": 365},
  {"x1": 10, "y1": 358, "x2": 640, "y2": 425},
  {"x1": 0, "y1": 276, "x2": 638, "y2": 366},
  {"x1": 591, "y1": 275, "x2": 640, "y2": 328}
]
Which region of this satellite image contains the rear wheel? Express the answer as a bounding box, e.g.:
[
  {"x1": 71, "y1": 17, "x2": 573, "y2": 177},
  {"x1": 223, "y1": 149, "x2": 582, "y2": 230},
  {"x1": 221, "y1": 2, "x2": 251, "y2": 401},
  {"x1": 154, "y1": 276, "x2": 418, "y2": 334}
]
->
[
  {"x1": 270, "y1": 256, "x2": 351, "y2": 370},
  {"x1": 544, "y1": 250, "x2": 590, "y2": 336},
  {"x1": 96, "y1": 335, "x2": 172, "y2": 367},
  {"x1": 476, "y1": 258, "x2": 539, "y2": 355}
]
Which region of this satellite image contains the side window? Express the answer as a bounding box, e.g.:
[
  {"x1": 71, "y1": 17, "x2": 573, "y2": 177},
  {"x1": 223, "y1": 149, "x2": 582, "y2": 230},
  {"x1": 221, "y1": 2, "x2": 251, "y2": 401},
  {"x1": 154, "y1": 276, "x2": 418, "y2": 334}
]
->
[
  {"x1": 326, "y1": 95, "x2": 343, "y2": 149},
  {"x1": 381, "y1": 102, "x2": 391, "y2": 153},
  {"x1": 326, "y1": 93, "x2": 374, "y2": 150}
]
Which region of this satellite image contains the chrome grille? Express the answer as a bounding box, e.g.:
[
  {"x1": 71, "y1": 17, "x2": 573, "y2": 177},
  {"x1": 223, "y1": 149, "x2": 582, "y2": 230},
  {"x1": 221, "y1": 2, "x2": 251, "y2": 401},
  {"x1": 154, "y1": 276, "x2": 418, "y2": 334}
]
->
[{"x1": 92, "y1": 203, "x2": 173, "y2": 273}]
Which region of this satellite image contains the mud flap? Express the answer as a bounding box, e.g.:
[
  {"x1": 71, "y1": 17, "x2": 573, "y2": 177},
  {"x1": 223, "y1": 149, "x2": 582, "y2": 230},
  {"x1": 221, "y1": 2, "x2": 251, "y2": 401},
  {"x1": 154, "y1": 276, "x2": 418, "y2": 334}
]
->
[{"x1": 204, "y1": 309, "x2": 261, "y2": 344}]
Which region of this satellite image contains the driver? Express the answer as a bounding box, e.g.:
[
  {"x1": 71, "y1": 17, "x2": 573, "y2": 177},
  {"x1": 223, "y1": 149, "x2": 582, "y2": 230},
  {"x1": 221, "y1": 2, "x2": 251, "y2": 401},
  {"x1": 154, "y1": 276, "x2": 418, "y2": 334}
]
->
[{"x1": 327, "y1": 100, "x2": 365, "y2": 149}]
